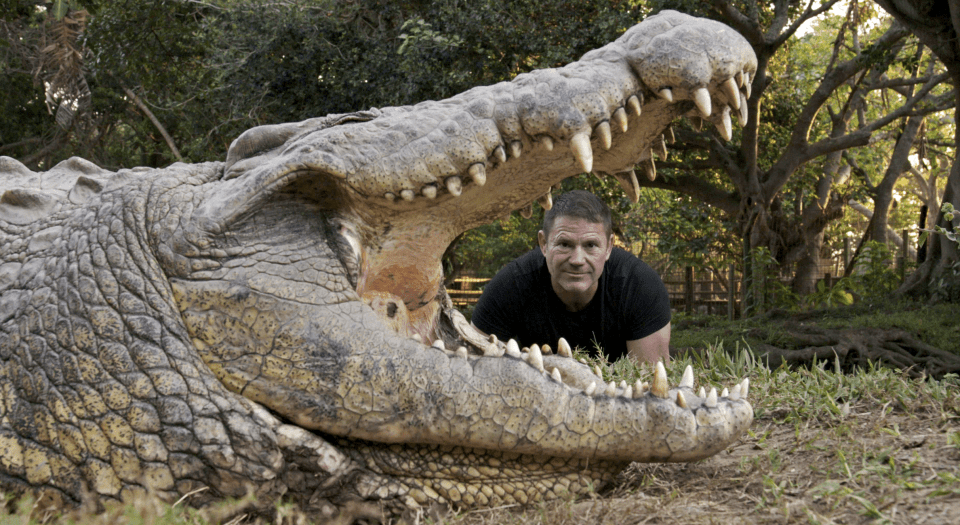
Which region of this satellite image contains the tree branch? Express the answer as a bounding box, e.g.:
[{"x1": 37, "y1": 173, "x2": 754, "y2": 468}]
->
[{"x1": 122, "y1": 86, "x2": 183, "y2": 162}]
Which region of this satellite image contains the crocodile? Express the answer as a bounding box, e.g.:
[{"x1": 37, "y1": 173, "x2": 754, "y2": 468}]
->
[{"x1": 0, "y1": 10, "x2": 756, "y2": 520}]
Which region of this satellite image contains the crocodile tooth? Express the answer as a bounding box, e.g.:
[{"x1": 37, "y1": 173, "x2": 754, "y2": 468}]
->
[
  {"x1": 585, "y1": 381, "x2": 597, "y2": 396},
  {"x1": 432, "y1": 339, "x2": 445, "y2": 350},
  {"x1": 619, "y1": 380, "x2": 627, "y2": 390},
  {"x1": 493, "y1": 145, "x2": 507, "y2": 163},
  {"x1": 468, "y1": 163, "x2": 486, "y2": 186},
  {"x1": 422, "y1": 185, "x2": 437, "y2": 199},
  {"x1": 738, "y1": 93, "x2": 748, "y2": 125},
  {"x1": 698, "y1": 386, "x2": 706, "y2": 398},
  {"x1": 656, "y1": 135, "x2": 668, "y2": 160},
  {"x1": 541, "y1": 136, "x2": 554, "y2": 151},
  {"x1": 605, "y1": 381, "x2": 617, "y2": 396},
  {"x1": 651, "y1": 361, "x2": 669, "y2": 398},
  {"x1": 400, "y1": 189, "x2": 415, "y2": 201},
  {"x1": 741, "y1": 377, "x2": 750, "y2": 399},
  {"x1": 519, "y1": 203, "x2": 533, "y2": 219},
  {"x1": 743, "y1": 71, "x2": 752, "y2": 98},
  {"x1": 633, "y1": 379, "x2": 645, "y2": 398},
  {"x1": 689, "y1": 115, "x2": 703, "y2": 131},
  {"x1": 509, "y1": 140, "x2": 522, "y2": 159},
  {"x1": 665, "y1": 125, "x2": 675, "y2": 143},
  {"x1": 722, "y1": 78, "x2": 740, "y2": 110},
  {"x1": 676, "y1": 391, "x2": 688, "y2": 408},
  {"x1": 611, "y1": 169, "x2": 640, "y2": 204},
  {"x1": 537, "y1": 191, "x2": 553, "y2": 210},
  {"x1": 541, "y1": 344, "x2": 552, "y2": 355},
  {"x1": 551, "y1": 367, "x2": 562, "y2": 382},
  {"x1": 679, "y1": 365, "x2": 694, "y2": 389},
  {"x1": 593, "y1": 365, "x2": 603, "y2": 378},
  {"x1": 557, "y1": 338, "x2": 572, "y2": 358},
  {"x1": 693, "y1": 87, "x2": 711, "y2": 117},
  {"x1": 570, "y1": 133, "x2": 593, "y2": 173},
  {"x1": 643, "y1": 157, "x2": 656, "y2": 181},
  {"x1": 445, "y1": 176, "x2": 462, "y2": 196},
  {"x1": 612, "y1": 107, "x2": 628, "y2": 132},
  {"x1": 506, "y1": 339, "x2": 521, "y2": 357},
  {"x1": 413, "y1": 334, "x2": 423, "y2": 343},
  {"x1": 384, "y1": 192, "x2": 396, "y2": 201},
  {"x1": 736, "y1": 71, "x2": 744, "y2": 87},
  {"x1": 623, "y1": 385, "x2": 633, "y2": 398},
  {"x1": 596, "y1": 121, "x2": 612, "y2": 150},
  {"x1": 627, "y1": 94, "x2": 642, "y2": 116},
  {"x1": 705, "y1": 387, "x2": 718, "y2": 407},
  {"x1": 729, "y1": 383, "x2": 741, "y2": 401},
  {"x1": 721, "y1": 387, "x2": 729, "y2": 398},
  {"x1": 483, "y1": 344, "x2": 503, "y2": 357},
  {"x1": 717, "y1": 106, "x2": 732, "y2": 141},
  {"x1": 489, "y1": 334, "x2": 498, "y2": 345},
  {"x1": 527, "y1": 344, "x2": 544, "y2": 372},
  {"x1": 578, "y1": 358, "x2": 587, "y2": 364},
  {"x1": 455, "y1": 346, "x2": 468, "y2": 359},
  {"x1": 658, "y1": 88, "x2": 674, "y2": 102}
]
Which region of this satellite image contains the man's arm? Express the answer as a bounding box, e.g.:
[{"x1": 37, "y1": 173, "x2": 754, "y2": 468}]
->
[{"x1": 626, "y1": 322, "x2": 671, "y2": 364}]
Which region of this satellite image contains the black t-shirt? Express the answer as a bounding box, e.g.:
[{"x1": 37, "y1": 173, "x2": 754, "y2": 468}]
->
[{"x1": 471, "y1": 247, "x2": 671, "y2": 362}]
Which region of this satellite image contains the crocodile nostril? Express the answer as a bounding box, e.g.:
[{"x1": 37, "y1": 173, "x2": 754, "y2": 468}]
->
[{"x1": 386, "y1": 302, "x2": 398, "y2": 318}]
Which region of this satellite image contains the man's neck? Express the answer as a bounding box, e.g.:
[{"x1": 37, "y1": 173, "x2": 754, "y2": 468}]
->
[{"x1": 552, "y1": 283, "x2": 598, "y2": 312}]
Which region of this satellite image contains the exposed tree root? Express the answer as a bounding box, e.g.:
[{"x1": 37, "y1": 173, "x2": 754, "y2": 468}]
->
[{"x1": 752, "y1": 324, "x2": 960, "y2": 378}]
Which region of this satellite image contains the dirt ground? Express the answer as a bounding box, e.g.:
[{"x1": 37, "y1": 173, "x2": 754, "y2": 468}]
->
[{"x1": 452, "y1": 385, "x2": 960, "y2": 525}]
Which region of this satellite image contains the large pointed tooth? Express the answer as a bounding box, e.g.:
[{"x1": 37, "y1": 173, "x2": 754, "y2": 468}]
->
[
  {"x1": 432, "y1": 339, "x2": 445, "y2": 350},
  {"x1": 627, "y1": 94, "x2": 642, "y2": 116},
  {"x1": 656, "y1": 135, "x2": 668, "y2": 161},
  {"x1": 738, "y1": 93, "x2": 748, "y2": 125},
  {"x1": 676, "y1": 391, "x2": 688, "y2": 408},
  {"x1": 665, "y1": 125, "x2": 675, "y2": 144},
  {"x1": 623, "y1": 385, "x2": 633, "y2": 398},
  {"x1": 455, "y1": 346, "x2": 468, "y2": 359},
  {"x1": 493, "y1": 145, "x2": 507, "y2": 163},
  {"x1": 519, "y1": 203, "x2": 533, "y2": 219},
  {"x1": 743, "y1": 71, "x2": 752, "y2": 98},
  {"x1": 527, "y1": 344, "x2": 544, "y2": 372},
  {"x1": 593, "y1": 365, "x2": 603, "y2": 378},
  {"x1": 736, "y1": 71, "x2": 744, "y2": 87},
  {"x1": 551, "y1": 368, "x2": 563, "y2": 382},
  {"x1": 570, "y1": 133, "x2": 593, "y2": 173},
  {"x1": 605, "y1": 381, "x2": 617, "y2": 396},
  {"x1": 585, "y1": 382, "x2": 597, "y2": 396},
  {"x1": 705, "y1": 387, "x2": 718, "y2": 407},
  {"x1": 741, "y1": 377, "x2": 750, "y2": 399},
  {"x1": 721, "y1": 387, "x2": 729, "y2": 398},
  {"x1": 619, "y1": 380, "x2": 627, "y2": 390},
  {"x1": 446, "y1": 176, "x2": 463, "y2": 196},
  {"x1": 400, "y1": 189, "x2": 415, "y2": 201},
  {"x1": 596, "y1": 121, "x2": 612, "y2": 150},
  {"x1": 422, "y1": 185, "x2": 437, "y2": 199},
  {"x1": 541, "y1": 136, "x2": 554, "y2": 151},
  {"x1": 730, "y1": 383, "x2": 742, "y2": 401},
  {"x1": 658, "y1": 88, "x2": 674, "y2": 102},
  {"x1": 506, "y1": 339, "x2": 521, "y2": 357},
  {"x1": 489, "y1": 334, "x2": 498, "y2": 345},
  {"x1": 509, "y1": 141, "x2": 522, "y2": 158},
  {"x1": 651, "y1": 361, "x2": 669, "y2": 398},
  {"x1": 468, "y1": 164, "x2": 486, "y2": 186},
  {"x1": 698, "y1": 386, "x2": 706, "y2": 398},
  {"x1": 612, "y1": 107, "x2": 628, "y2": 132},
  {"x1": 557, "y1": 338, "x2": 573, "y2": 358},
  {"x1": 541, "y1": 344, "x2": 552, "y2": 355},
  {"x1": 693, "y1": 87, "x2": 711, "y2": 117},
  {"x1": 537, "y1": 191, "x2": 553, "y2": 210},
  {"x1": 716, "y1": 107, "x2": 732, "y2": 141},
  {"x1": 642, "y1": 157, "x2": 656, "y2": 181},
  {"x1": 679, "y1": 365, "x2": 694, "y2": 389},
  {"x1": 611, "y1": 169, "x2": 640, "y2": 204},
  {"x1": 722, "y1": 78, "x2": 740, "y2": 110}
]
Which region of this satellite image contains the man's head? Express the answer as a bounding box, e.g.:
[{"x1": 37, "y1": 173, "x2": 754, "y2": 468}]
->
[
  {"x1": 541, "y1": 190, "x2": 613, "y2": 239},
  {"x1": 537, "y1": 191, "x2": 614, "y2": 311}
]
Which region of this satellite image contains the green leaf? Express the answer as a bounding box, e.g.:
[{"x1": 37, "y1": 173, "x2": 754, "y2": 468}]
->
[{"x1": 52, "y1": 0, "x2": 70, "y2": 20}]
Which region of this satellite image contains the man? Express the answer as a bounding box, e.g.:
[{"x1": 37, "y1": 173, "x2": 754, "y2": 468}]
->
[{"x1": 471, "y1": 190, "x2": 671, "y2": 364}]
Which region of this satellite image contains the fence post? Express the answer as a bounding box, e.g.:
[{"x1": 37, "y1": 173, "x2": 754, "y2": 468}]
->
[
  {"x1": 727, "y1": 263, "x2": 736, "y2": 321},
  {"x1": 843, "y1": 237, "x2": 851, "y2": 274},
  {"x1": 684, "y1": 266, "x2": 694, "y2": 314}
]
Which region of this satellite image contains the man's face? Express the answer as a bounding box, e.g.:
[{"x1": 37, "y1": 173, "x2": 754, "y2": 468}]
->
[{"x1": 538, "y1": 216, "x2": 614, "y2": 310}]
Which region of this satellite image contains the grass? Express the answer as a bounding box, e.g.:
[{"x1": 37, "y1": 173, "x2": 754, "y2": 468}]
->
[{"x1": 4, "y1": 302, "x2": 959, "y2": 524}]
